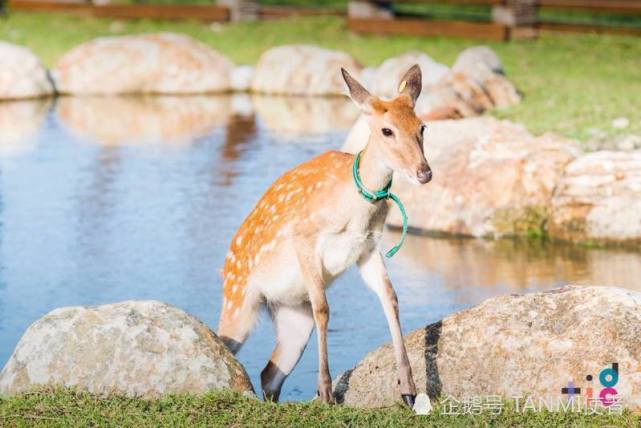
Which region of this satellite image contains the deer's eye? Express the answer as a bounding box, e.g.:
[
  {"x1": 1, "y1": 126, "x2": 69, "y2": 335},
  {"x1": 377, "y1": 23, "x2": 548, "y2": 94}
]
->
[
  {"x1": 420, "y1": 124, "x2": 427, "y2": 136},
  {"x1": 382, "y1": 128, "x2": 393, "y2": 137}
]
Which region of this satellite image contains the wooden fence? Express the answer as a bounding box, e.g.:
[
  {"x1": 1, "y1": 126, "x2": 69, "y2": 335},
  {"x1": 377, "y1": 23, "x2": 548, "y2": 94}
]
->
[
  {"x1": 348, "y1": 0, "x2": 641, "y2": 40},
  {"x1": 7, "y1": 0, "x2": 230, "y2": 21},
  {"x1": 5, "y1": 0, "x2": 641, "y2": 40}
]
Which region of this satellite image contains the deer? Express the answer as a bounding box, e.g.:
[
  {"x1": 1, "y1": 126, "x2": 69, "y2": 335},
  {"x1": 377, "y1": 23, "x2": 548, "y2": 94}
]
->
[{"x1": 217, "y1": 64, "x2": 432, "y2": 407}]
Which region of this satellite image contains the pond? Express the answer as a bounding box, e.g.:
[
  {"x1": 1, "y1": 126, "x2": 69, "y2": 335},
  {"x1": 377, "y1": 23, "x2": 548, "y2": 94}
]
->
[{"x1": 1, "y1": 95, "x2": 640, "y2": 401}]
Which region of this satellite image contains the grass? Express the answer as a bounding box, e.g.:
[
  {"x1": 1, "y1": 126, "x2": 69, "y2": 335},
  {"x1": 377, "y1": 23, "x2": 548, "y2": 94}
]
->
[
  {"x1": 0, "y1": 389, "x2": 639, "y2": 427},
  {"x1": 1, "y1": 12, "x2": 641, "y2": 141}
]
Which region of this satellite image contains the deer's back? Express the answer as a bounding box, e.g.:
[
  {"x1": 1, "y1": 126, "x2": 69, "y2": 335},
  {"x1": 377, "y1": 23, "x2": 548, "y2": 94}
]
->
[{"x1": 222, "y1": 151, "x2": 354, "y2": 302}]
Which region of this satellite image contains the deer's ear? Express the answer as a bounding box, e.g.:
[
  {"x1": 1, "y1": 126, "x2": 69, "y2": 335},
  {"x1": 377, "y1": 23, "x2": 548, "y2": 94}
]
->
[
  {"x1": 341, "y1": 68, "x2": 374, "y2": 114},
  {"x1": 398, "y1": 64, "x2": 422, "y2": 107}
]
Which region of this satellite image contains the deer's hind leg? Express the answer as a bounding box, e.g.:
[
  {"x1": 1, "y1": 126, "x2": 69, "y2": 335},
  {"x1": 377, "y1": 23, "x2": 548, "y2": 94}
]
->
[{"x1": 261, "y1": 302, "x2": 314, "y2": 402}]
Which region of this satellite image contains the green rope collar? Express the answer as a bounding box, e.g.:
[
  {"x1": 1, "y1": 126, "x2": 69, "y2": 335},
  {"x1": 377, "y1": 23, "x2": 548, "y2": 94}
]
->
[{"x1": 352, "y1": 151, "x2": 408, "y2": 258}]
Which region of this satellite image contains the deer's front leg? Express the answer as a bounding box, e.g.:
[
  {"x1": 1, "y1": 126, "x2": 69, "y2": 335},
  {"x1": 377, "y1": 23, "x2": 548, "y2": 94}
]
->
[
  {"x1": 294, "y1": 238, "x2": 334, "y2": 404},
  {"x1": 358, "y1": 249, "x2": 417, "y2": 407}
]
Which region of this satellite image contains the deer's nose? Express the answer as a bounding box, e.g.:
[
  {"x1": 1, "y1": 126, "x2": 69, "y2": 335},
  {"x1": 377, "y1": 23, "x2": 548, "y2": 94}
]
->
[{"x1": 417, "y1": 164, "x2": 432, "y2": 184}]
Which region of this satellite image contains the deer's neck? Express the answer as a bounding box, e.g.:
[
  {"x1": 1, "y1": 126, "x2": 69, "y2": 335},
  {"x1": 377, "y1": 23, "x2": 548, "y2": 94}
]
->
[{"x1": 358, "y1": 142, "x2": 393, "y2": 193}]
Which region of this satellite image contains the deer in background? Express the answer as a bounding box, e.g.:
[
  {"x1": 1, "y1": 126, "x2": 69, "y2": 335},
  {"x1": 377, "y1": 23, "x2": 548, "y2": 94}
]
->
[{"x1": 218, "y1": 65, "x2": 432, "y2": 406}]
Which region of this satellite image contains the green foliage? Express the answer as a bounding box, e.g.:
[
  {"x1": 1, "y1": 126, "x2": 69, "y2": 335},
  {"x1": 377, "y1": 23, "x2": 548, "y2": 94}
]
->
[
  {"x1": 0, "y1": 389, "x2": 638, "y2": 427},
  {"x1": 1, "y1": 13, "x2": 640, "y2": 142}
]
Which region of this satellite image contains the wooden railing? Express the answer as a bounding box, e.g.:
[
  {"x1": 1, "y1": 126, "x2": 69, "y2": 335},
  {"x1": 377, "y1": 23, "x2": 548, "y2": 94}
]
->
[
  {"x1": 5, "y1": 0, "x2": 641, "y2": 40},
  {"x1": 7, "y1": 0, "x2": 230, "y2": 21},
  {"x1": 538, "y1": 0, "x2": 641, "y2": 14},
  {"x1": 347, "y1": 0, "x2": 641, "y2": 40}
]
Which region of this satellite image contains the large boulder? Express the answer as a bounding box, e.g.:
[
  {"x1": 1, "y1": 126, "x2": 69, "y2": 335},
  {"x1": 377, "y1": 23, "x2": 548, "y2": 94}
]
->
[
  {"x1": 343, "y1": 117, "x2": 579, "y2": 238},
  {"x1": 251, "y1": 45, "x2": 362, "y2": 96},
  {"x1": 452, "y1": 45, "x2": 504, "y2": 77},
  {"x1": 368, "y1": 51, "x2": 448, "y2": 115},
  {"x1": 357, "y1": 47, "x2": 517, "y2": 120},
  {"x1": 422, "y1": 46, "x2": 520, "y2": 120},
  {"x1": 57, "y1": 95, "x2": 234, "y2": 146},
  {"x1": 52, "y1": 33, "x2": 234, "y2": 95},
  {"x1": 550, "y1": 151, "x2": 641, "y2": 243},
  {"x1": 0, "y1": 42, "x2": 54, "y2": 100},
  {"x1": 335, "y1": 286, "x2": 641, "y2": 410},
  {"x1": 0, "y1": 301, "x2": 253, "y2": 398}
]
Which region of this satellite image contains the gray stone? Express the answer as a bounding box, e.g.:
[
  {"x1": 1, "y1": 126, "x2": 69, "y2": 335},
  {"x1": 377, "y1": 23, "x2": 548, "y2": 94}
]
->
[
  {"x1": 368, "y1": 51, "x2": 449, "y2": 116},
  {"x1": 335, "y1": 286, "x2": 641, "y2": 411},
  {"x1": 0, "y1": 301, "x2": 253, "y2": 398},
  {"x1": 231, "y1": 65, "x2": 254, "y2": 92},
  {"x1": 453, "y1": 45, "x2": 504, "y2": 77},
  {"x1": 550, "y1": 150, "x2": 641, "y2": 243},
  {"x1": 0, "y1": 42, "x2": 54, "y2": 100},
  {"x1": 52, "y1": 33, "x2": 234, "y2": 95},
  {"x1": 251, "y1": 45, "x2": 362, "y2": 96}
]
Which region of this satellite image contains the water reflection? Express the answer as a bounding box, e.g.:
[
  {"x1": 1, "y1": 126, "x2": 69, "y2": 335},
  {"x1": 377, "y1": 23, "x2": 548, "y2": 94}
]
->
[
  {"x1": 386, "y1": 232, "x2": 641, "y2": 294},
  {"x1": 56, "y1": 95, "x2": 236, "y2": 146},
  {"x1": 252, "y1": 95, "x2": 359, "y2": 136},
  {"x1": 0, "y1": 99, "x2": 51, "y2": 157}
]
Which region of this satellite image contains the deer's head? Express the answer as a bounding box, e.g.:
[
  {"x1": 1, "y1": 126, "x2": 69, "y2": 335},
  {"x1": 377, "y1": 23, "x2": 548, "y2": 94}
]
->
[{"x1": 342, "y1": 65, "x2": 432, "y2": 185}]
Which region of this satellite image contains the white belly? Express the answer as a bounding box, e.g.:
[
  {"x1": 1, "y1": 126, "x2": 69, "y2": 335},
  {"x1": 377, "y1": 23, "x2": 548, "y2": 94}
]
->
[
  {"x1": 318, "y1": 230, "x2": 377, "y2": 278},
  {"x1": 250, "y1": 229, "x2": 381, "y2": 305}
]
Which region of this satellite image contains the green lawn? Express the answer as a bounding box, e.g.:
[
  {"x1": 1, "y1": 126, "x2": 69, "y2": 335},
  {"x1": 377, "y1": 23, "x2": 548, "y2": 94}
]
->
[
  {"x1": 1, "y1": 12, "x2": 640, "y2": 141},
  {"x1": 0, "y1": 389, "x2": 638, "y2": 427}
]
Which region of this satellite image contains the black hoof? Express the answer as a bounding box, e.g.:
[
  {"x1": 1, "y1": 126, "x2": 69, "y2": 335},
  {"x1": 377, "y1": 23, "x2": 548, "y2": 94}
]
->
[{"x1": 402, "y1": 394, "x2": 416, "y2": 408}]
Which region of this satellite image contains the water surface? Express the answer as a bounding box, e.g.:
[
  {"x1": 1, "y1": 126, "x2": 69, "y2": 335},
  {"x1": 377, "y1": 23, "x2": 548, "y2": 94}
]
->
[{"x1": 1, "y1": 95, "x2": 640, "y2": 401}]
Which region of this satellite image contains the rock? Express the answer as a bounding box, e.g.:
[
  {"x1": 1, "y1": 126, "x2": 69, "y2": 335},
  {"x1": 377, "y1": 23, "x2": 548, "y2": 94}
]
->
[
  {"x1": 343, "y1": 117, "x2": 579, "y2": 238},
  {"x1": 52, "y1": 33, "x2": 234, "y2": 95},
  {"x1": 420, "y1": 46, "x2": 519, "y2": 119},
  {"x1": 357, "y1": 66, "x2": 377, "y2": 89},
  {"x1": 369, "y1": 52, "x2": 448, "y2": 115},
  {"x1": 452, "y1": 46, "x2": 520, "y2": 110},
  {"x1": 335, "y1": 285, "x2": 641, "y2": 410},
  {"x1": 0, "y1": 301, "x2": 253, "y2": 398},
  {"x1": 57, "y1": 95, "x2": 234, "y2": 146},
  {"x1": 231, "y1": 65, "x2": 254, "y2": 92},
  {"x1": 617, "y1": 135, "x2": 641, "y2": 151},
  {"x1": 549, "y1": 151, "x2": 641, "y2": 243},
  {"x1": 0, "y1": 42, "x2": 54, "y2": 99},
  {"x1": 481, "y1": 71, "x2": 521, "y2": 109},
  {"x1": 612, "y1": 117, "x2": 629, "y2": 130},
  {"x1": 251, "y1": 45, "x2": 362, "y2": 96},
  {"x1": 252, "y1": 95, "x2": 359, "y2": 135},
  {"x1": 422, "y1": 72, "x2": 495, "y2": 118},
  {"x1": 452, "y1": 45, "x2": 504, "y2": 78}
]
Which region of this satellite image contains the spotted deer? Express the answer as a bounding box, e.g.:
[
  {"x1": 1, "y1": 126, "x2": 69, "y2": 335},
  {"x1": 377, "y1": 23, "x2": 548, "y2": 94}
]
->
[{"x1": 218, "y1": 65, "x2": 432, "y2": 406}]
